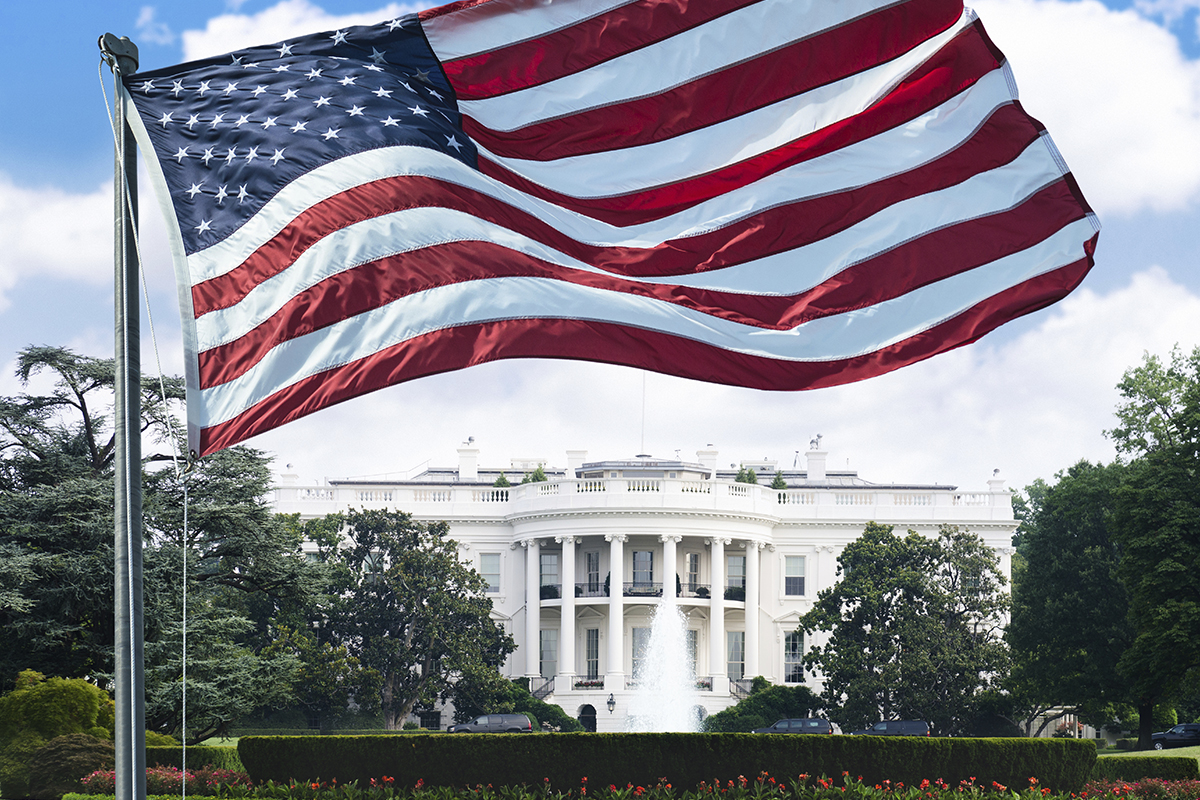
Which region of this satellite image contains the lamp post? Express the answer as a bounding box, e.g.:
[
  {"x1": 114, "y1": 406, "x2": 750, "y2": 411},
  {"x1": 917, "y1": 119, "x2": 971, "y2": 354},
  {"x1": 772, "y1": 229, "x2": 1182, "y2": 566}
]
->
[{"x1": 607, "y1": 693, "x2": 616, "y2": 714}]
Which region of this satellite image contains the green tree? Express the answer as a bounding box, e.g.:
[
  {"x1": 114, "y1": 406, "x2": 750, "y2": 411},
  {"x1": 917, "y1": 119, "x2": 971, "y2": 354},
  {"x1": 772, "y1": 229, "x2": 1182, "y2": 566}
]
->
[
  {"x1": 520, "y1": 465, "x2": 548, "y2": 483},
  {"x1": 1005, "y1": 462, "x2": 1132, "y2": 736},
  {"x1": 316, "y1": 509, "x2": 516, "y2": 729},
  {"x1": 734, "y1": 466, "x2": 758, "y2": 484},
  {"x1": 799, "y1": 523, "x2": 1008, "y2": 735},
  {"x1": 0, "y1": 670, "x2": 115, "y2": 797},
  {"x1": 770, "y1": 472, "x2": 788, "y2": 490},
  {"x1": 702, "y1": 677, "x2": 822, "y2": 731},
  {"x1": 263, "y1": 628, "x2": 382, "y2": 733},
  {"x1": 1107, "y1": 346, "x2": 1200, "y2": 748},
  {"x1": 493, "y1": 472, "x2": 511, "y2": 488}
]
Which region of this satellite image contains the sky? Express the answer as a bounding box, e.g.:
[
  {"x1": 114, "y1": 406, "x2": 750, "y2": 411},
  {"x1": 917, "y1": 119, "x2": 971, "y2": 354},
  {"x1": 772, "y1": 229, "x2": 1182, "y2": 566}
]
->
[{"x1": 1, "y1": 0, "x2": 1198, "y2": 493}]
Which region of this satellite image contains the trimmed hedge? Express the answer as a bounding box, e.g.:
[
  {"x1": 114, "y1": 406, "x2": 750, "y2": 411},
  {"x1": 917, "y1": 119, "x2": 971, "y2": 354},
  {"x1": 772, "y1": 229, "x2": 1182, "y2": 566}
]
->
[
  {"x1": 1089, "y1": 756, "x2": 1200, "y2": 781},
  {"x1": 238, "y1": 734, "x2": 1096, "y2": 793},
  {"x1": 145, "y1": 746, "x2": 244, "y2": 772},
  {"x1": 230, "y1": 729, "x2": 429, "y2": 737}
]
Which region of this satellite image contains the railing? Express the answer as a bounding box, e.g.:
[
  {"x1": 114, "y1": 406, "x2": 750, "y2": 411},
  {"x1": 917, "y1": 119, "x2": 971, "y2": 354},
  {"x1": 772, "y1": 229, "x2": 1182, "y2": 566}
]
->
[
  {"x1": 679, "y1": 583, "x2": 711, "y2": 599},
  {"x1": 626, "y1": 479, "x2": 660, "y2": 492},
  {"x1": 539, "y1": 584, "x2": 562, "y2": 600},
  {"x1": 537, "y1": 483, "x2": 560, "y2": 496},
  {"x1": 681, "y1": 481, "x2": 711, "y2": 494},
  {"x1": 730, "y1": 678, "x2": 754, "y2": 700},
  {"x1": 298, "y1": 488, "x2": 335, "y2": 500},
  {"x1": 695, "y1": 677, "x2": 713, "y2": 692},
  {"x1": 623, "y1": 581, "x2": 663, "y2": 597},
  {"x1": 357, "y1": 490, "x2": 393, "y2": 502},
  {"x1": 531, "y1": 677, "x2": 554, "y2": 700},
  {"x1": 577, "y1": 480, "x2": 606, "y2": 493},
  {"x1": 575, "y1": 582, "x2": 608, "y2": 598},
  {"x1": 835, "y1": 493, "x2": 874, "y2": 505},
  {"x1": 777, "y1": 491, "x2": 816, "y2": 505},
  {"x1": 413, "y1": 489, "x2": 450, "y2": 502},
  {"x1": 573, "y1": 677, "x2": 605, "y2": 690},
  {"x1": 954, "y1": 493, "x2": 989, "y2": 506},
  {"x1": 893, "y1": 493, "x2": 932, "y2": 506},
  {"x1": 472, "y1": 488, "x2": 509, "y2": 502},
  {"x1": 727, "y1": 484, "x2": 750, "y2": 497},
  {"x1": 723, "y1": 585, "x2": 746, "y2": 601}
]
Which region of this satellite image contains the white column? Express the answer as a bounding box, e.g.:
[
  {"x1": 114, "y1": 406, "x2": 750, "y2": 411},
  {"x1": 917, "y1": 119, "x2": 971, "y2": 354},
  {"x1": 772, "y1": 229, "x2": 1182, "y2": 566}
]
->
[
  {"x1": 605, "y1": 533, "x2": 626, "y2": 688},
  {"x1": 558, "y1": 535, "x2": 577, "y2": 681},
  {"x1": 660, "y1": 534, "x2": 680, "y2": 602},
  {"x1": 524, "y1": 538, "x2": 540, "y2": 677},
  {"x1": 745, "y1": 541, "x2": 761, "y2": 678},
  {"x1": 708, "y1": 537, "x2": 729, "y2": 693}
]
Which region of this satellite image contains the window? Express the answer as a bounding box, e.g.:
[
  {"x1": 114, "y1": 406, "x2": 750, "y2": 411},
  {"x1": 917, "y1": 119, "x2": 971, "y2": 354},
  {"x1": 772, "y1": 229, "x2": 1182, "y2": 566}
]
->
[
  {"x1": 586, "y1": 552, "x2": 601, "y2": 593},
  {"x1": 785, "y1": 556, "x2": 806, "y2": 596},
  {"x1": 686, "y1": 628, "x2": 698, "y2": 676},
  {"x1": 727, "y1": 631, "x2": 745, "y2": 681},
  {"x1": 631, "y1": 627, "x2": 651, "y2": 678},
  {"x1": 727, "y1": 555, "x2": 746, "y2": 589},
  {"x1": 540, "y1": 553, "x2": 559, "y2": 586},
  {"x1": 540, "y1": 629, "x2": 558, "y2": 677},
  {"x1": 686, "y1": 553, "x2": 700, "y2": 592},
  {"x1": 417, "y1": 707, "x2": 441, "y2": 729},
  {"x1": 585, "y1": 628, "x2": 600, "y2": 679},
  {"x1": 784, "y1": 631, "x2": 804, "y2": 683},
  {"x1": 633, "y1": 550, "x2": 654, "y2": 587},
  {"x1": 480, "y1": 553, "x2": 500, "y2": 593}
]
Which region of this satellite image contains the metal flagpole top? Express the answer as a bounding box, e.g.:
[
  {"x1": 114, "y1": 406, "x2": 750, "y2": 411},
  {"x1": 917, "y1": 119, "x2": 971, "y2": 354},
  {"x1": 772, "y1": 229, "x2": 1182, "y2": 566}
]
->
[{"x1": 99, "y1": 33, "x2": 139, "y2": 75}]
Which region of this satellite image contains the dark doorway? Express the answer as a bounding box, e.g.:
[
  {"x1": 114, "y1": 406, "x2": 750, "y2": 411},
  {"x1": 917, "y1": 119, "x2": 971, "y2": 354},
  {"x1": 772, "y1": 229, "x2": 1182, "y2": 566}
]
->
[{"x1": 579, "y1": 704, "x2": 597, "y2": 732}]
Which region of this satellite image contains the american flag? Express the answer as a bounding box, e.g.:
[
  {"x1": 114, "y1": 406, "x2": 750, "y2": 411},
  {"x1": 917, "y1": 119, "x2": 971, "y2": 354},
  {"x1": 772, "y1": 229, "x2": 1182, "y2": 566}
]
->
[{"x1": 123, "y1": 0, "x2": 1099, "y2": 458}]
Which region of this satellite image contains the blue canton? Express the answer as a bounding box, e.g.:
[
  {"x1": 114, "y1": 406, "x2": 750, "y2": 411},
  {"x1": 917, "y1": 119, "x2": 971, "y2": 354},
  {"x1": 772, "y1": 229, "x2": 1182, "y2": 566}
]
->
[{"x1": 124, "y1": 15, "x2": 476, "y2": 257}]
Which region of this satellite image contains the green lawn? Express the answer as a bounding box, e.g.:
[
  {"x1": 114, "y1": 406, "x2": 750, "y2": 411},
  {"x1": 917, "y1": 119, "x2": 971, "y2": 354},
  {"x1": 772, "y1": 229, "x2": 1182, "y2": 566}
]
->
[
  {"x1": 196, "y1": 737, "x2": 239, "y2": 747},
  {"x1": 1098, "y1": 744, "x2": 1200, "y2": 759}
]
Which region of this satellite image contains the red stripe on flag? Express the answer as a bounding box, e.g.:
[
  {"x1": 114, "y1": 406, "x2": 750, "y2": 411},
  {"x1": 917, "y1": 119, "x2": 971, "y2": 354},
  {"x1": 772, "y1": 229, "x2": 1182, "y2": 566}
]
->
[
  {"x1": 475, "y1": 23, "x2": 1002, "y2": 225},
  {"x1": 461, "y1": 0, "x2": 963, "y2": 160},
  {"x1": 191, "y1": 102, "x2": 1039, "y2": 319},
  {"x1": 196, "y1": 242, "x2": 1096, "y2": 457},
  {"x1": 196, "y1": 179, "x2": 1085, "y2": 390}
]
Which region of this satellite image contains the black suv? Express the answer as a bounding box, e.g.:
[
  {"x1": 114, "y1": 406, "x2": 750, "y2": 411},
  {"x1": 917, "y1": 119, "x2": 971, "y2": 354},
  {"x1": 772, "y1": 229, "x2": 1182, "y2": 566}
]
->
[
  {"x1": 849, "y1": 720, "x2": 931, "y2": 736},
  {"x1": 751, "y1": 718, "x2": 834, "y2": 734},
  {"x1": 447, "y1": 713, "x2": 533, "y2": 733},
  {"x1": 1151, "y1": 723, "x2": 1200, "y2": 750}
]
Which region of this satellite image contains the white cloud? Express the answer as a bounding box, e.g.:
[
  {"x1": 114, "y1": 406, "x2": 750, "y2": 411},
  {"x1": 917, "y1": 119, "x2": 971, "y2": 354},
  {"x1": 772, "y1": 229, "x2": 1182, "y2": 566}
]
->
[
  {"x1": 243, "y1": 267, "x2": 1200, "y2": 495},
  {"x1": 180, "y1": 0, "x2": 426, "y2": 61},
  {"x1": 136, "y1": 6, "x2": 176, "y2": 46},
  {"x1": 0, "y1": 175, "x2": 112, "y2": 311},
  {"x1": 971, "y1": 0, "x2": 1200, "y2": 217}
]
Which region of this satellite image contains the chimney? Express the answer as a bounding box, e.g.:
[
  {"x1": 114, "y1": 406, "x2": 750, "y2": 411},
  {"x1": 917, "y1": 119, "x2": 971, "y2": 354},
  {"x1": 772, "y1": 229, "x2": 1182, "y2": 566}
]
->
[
  {"x1": 988, "y1": 469, "x2": 1006, "y2": 493},
  {"x1": 696, "y1": 447, "x2": 718, "y2": 478},
  {"x1": 805, "y1": 449, "x2": 827, "y2": 483},
  {"x1": 458, "y1": 444, "x2": 479, "y2": 482},
  {"x1": 566, "y1": 449, "x2": 588, "y2": 475}
]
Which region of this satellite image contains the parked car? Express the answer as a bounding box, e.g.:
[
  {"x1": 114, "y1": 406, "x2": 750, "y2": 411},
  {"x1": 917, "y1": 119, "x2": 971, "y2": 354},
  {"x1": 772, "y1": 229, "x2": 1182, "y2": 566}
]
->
[
  {"x1": 1151, "y1": 723, "x2": 1200, "y2": 750},
  {"x1": 752, "y1": 718, "x2": 834, "y2": 734},
  {"x1": 849, "y1": 720, "x2": 931, "y2": 736},
  {"x1": 447, "y1": 713, "x2": 533, "y2": 733}
]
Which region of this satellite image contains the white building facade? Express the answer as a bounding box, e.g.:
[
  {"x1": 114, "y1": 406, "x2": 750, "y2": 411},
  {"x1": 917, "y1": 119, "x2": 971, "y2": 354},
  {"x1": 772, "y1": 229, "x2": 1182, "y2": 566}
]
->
[{"x1": 272, "y1": 446, "x2": 1016, "y2": 732}]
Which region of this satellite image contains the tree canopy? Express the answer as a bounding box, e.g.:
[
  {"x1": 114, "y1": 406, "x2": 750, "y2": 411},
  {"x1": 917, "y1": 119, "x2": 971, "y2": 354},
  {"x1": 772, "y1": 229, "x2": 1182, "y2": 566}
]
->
[{"x1": 799, "y1": 523, "x2": 1009, "y2": 735}]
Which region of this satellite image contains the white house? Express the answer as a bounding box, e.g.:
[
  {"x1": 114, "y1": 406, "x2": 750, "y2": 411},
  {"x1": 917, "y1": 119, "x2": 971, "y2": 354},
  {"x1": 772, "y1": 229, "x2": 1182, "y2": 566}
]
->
[{"x1": 271, "y1": 445, "x2": 1016, "y2": 732}]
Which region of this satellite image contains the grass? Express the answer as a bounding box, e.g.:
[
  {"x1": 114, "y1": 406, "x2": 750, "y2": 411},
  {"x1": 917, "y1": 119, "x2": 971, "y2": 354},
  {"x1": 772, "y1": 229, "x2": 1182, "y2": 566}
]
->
[
  {"x1": 196, "y1": 737, "x2": 239, "y2": 746},
  {"x1": 1098, "y1": 744, "x2": 1200, "y2": 759}
]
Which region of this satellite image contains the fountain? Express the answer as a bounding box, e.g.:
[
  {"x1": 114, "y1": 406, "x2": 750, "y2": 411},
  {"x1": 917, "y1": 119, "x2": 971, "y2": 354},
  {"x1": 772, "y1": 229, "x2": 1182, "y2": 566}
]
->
[{"x1": 624, "y1": 601, "x2": 701, "y2": 731}]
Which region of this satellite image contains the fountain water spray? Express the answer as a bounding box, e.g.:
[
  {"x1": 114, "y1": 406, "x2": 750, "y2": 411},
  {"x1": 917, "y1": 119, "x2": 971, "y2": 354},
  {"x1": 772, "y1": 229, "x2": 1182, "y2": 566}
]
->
[{"x1": 625, "y1": 601, "x2": 700, "y2": 731}]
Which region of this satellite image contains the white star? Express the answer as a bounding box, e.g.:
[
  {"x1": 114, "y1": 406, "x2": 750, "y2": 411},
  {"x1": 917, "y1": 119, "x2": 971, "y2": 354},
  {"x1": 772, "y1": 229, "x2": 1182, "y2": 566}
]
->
[
  {"x1": 138, "y1": 80, "x2": 154, "y2": 93},
  {"x1": 427, "y1": 87, "x2": 444, "y2": 101},
  {"x1": 322, "y1": 127, "x2": 340, "y2": 140},
  {"x1": 290, "y1": 121, "x2": 308, "y2": 133},
  {"x1": 387, "y1": 19, "x2": 403, "y2": 30},
  {"x1": 411, "y1": 68, "x2": 432, "y2": 84},
  {"x1": 282, "y1": 88, "x2": 299, "y2": 101},
  {"x1": 277, "y1": 43, "x2": 293, "y2": 57},
  {"x1": 202, "y1": 148, "x2": 216, "y2": 165},
  {"x1": 171, "y1": 80, "x2": 184, "y2": 97},
  {"x1": 237, "y1": 185, "x2": 249, "y2": 203},
  {"x1": 186, "y1": 182, "x2": 204, "y2": 199},
  {"x1": 210, "y1": 114, "x2": 224, "y2": 128},
  {"x1": 347, "y1": 105, "x2": 365, "y2": 117},
  {"x1": 195, "y1": 219, "x2": 212, "y2": 234},
  {"x1": 223, "y1": 82, "x2": 238, "y2": 95},
  {"x1": 197, "y1": 80, "x2": 211, "y2": 96},
  {"x1": 252, "y1": 85, "x2": 267, "y2": 97},
  {"x1": 446, "y1": 135, "x2": 463, "y2": 152},
  {"x1": 339, "y1": 75, "x2": 358, "y2": 86},
  {"x1": 331, "y1": 30, "x2": 348, "y2": 45},
  {"x1": 366, "y1": 64, "x2": 384, "y2": 72},
  {"x1": 408, "y1": 105, "x2": 429, "y2": 117},
  {"x1": 173, "y1": 147, "x2": 189, "y2": 162},
  {"x1": 157, "y1": 112, "x2": 173, "y2": 127},
  {"x1": 270, "y1": 148, "x2": 286, "y2": 165},
  {"x1": 242, "y1": 62, "x2": 259, "y2": 69},
  {"x1": 244, "y1": 147, "x2": 259, "y2": 163},
  {"x1": 373, "y1": 86, "x2": 393, "y2": 98},
  {"x1": 262, "y1": 116, "x2": 278, "y2": 129},
  {"x1": 231, "y1": 55, "x2": 243, "y2": 66},
  {"x1": 225, "y1": 148, "x2": 238, "y2": 164},
  {"x1": 235, "y1": 115, "x2": 250, "y2": 127},
  {"x1": 313, "y1": 96, "x2": 332, "y2": 108},
  {"x1": 382, "y1": 116, "x2": 400, "y2": 127},
  {"x1": 400, "y1": 81, "x2": 414, "y2": 93},
  {"x1": 370, "y1": 48, "x2": 387, "y2": 64},
  {"x1": 306, "y1": 68, "x2": 322, "y2": 80},
  {"x1": 215, "y1": 185, "x2": 229, "y2": 203},
  {"x1": 186, "y1": 114, "x2": 201, "y2": 129},
  {"x1": 273, "y1": 64, "x2": 289, "y2": 73}
]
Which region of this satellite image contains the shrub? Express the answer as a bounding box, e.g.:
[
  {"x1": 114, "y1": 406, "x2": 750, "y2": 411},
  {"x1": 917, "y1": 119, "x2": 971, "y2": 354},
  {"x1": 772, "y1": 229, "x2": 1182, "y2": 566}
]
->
[
  {"x1": 79, "y1": 764, "x2": 251, "y2": 795},
  {"x1": 145, "y1": 745, "x2": 244, "y2": 772},
  {"x1": 26, "y1": 734, "x2": 115, "y2": 800},
  {"x1": 1116, "y1": 738, "x2": 1137, "y2": 750},
  {"x1": 1090, "y1": 756, "x2": 1199, "y2": 782}
]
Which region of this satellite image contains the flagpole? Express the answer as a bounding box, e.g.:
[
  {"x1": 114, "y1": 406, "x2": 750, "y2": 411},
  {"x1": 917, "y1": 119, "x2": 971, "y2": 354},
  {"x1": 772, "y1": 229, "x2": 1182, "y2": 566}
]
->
[{"x1": 99, "y1": 32, "x2": 146, "y2": 800}]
